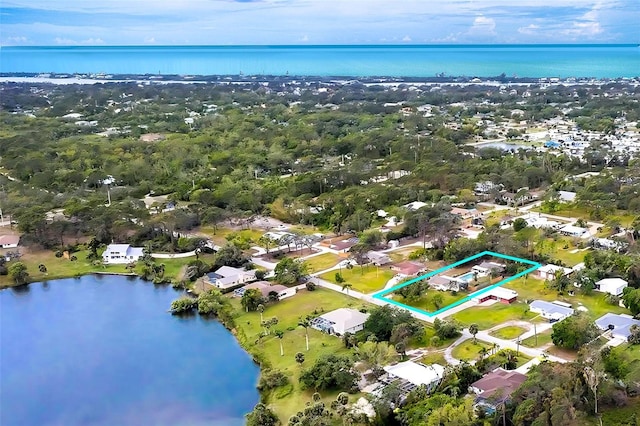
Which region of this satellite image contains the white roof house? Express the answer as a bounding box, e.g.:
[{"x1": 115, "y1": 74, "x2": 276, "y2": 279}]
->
[
  {"x1": 383, "y1": 361, "x2": 445, "y2": 393},
  {"x1": 530, "y1": 300, "x2": 575, "y2": 322},
  {"x1": 536, "y1": 264, "x2": 573, "y2": 281},
  {"x1": 558, "y1": 191, "x2": 577, "y2": 203},
  {"x1": 206, "y1": 266, "x2": 256, "y2": 290},
  {"x1": 310, "y1": 308, "x2": 370, "y2": 336},
  {"x1": 403, "y1": 201, "x2": 428, "y2": 211},
  {"x1": 559, "y1": 224, "x2": 590, "y2": 238},
  {"x1": 102, "y1": 244, "x2": 144, "y2": 264},
  {"x1": 367, "y1": 251, "x2": 392, "y2": 266},
  {"x1": 596, "y1": 313, "x2": 640, "y2": 340},
  {"x1": 595, "y1": 278, "x2": 628, "y2": 296}
]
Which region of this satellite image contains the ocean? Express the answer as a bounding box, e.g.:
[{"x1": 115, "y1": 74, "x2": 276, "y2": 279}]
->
[
  {"x1": 1, "y1": 45, "x2": 638, "y2": 78},
  {"x1": 0, "y1": 276, "x2": 260, "y2": 426}
]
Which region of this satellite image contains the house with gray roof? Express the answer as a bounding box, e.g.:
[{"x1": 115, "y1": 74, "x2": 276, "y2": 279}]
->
[
  {"x1": 310, "y1": 308, "x2": 369, "y2": 336},
  {"x1": 529, "y1": 300, "x2": 575, "y2": 322},
  {"x1": 102, "y1": 244, "x2": 144, "y2": 264},
  {"x1": 595, "y1": 313, "x2": 640, "y2": 340},
  {"x1": 205, "y1": 266, "x2": 256, "y2": 290}
]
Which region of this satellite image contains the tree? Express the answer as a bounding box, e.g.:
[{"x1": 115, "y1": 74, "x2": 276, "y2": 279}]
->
[
  {"x1": 241, "y1": 288, "x2": 264, "y2": 312},
  {"x1": 295, "y1": 352, "x2": 305, "y2": 366},
  {"x1": 341, "y1": 283, "x2": 353, "y2": 294},
  {"x1": 622, "y1": 287, "x2": 640, "y2": 315},
  {"x1": 169, "y1": 297, "x2": 197, "y2": 314},
  {"x1": 469, "y1": 324, "x2": 479, "y2": 344},
  {"x1": 197, "y1": 289, "x2": 226, "y2": 315},
  {"x1": 334, "y1": 272, "x2": 345, "y2": 284},
  {"x1": 432, "y1": 293, "x2": 444, "y2": 310},
  {"x1": 274, "y1": 329, "x2": 285, "y2": 356},
  {"x1": 38, "y1": 263, "x2": 47, "y2": 274},
  {"x1": 551, "y1": 313, "x2": 599, "y2": 350},
  {"x1": 257, "y1": 304, "x2": 265, "y2": 322},
  {"x1": 628, "y1": 325, "x2": 640, "y2": 345},
  {"x1": 246, "y1": 403, "x2": 279, "y2": 426},
  {"x1": 433, "y1": 318, "x2": 461, "y2": 340},
  {"x1": 298, "y1": 316, "x2": 311, "y2": 351},
  {"x1": 274, "y1": 257, "x2": 308, "y2": 285},
  {"x1": 8, "y1": 262, "x2": 29, "y2": 285},
  {"x1": 299, "y1": 354, "x2": 358, "y2": 392},
  {"x1": 513, "y1": 217, "x2": 527, "y2": 232},
  {"x1": 258, "y1": 235, "x2": 276, "y2": 254},
  {"x1": 364, "y1": 305, "x2": 423, "y2": 342},
  {"x1": 353, "y1": 341, "x2": 398, "y2": 375}
]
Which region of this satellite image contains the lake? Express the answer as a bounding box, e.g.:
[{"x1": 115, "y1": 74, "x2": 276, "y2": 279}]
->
[{"x1": 0, "y1": 275, "x2": 260, "y2": 426}]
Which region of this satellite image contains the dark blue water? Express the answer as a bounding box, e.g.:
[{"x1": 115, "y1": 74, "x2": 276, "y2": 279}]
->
[
  {"x1": 0, "y1": 276, "x2": 259, "y2": 426},
  {"x1": 1, "y1": 45, "x2": 638, "y2": 78}
]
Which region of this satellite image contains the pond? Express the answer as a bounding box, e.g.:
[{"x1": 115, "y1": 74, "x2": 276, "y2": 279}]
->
[{"x1": 0, "y1": 275, "x2": 259, "y2": 426}]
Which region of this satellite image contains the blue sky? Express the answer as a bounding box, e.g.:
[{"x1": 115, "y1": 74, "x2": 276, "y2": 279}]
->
[{"x1": 1, "y1": 0, "x2": 638, "y2": 46}]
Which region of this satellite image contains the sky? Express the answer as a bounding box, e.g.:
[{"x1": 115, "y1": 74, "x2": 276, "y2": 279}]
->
[{"x1": 1, "y1": 0, "x2": 639, "y2": 46}]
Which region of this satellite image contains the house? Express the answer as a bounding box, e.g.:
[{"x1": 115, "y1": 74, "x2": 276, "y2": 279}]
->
[
  {"x1": 535, "y1": 264, "x2": 573, "y2": 281},
  {"x1": 475, "y1": 181, "x2": 501, "y2": 195},
  {"x1": 473, "y1": 287, "x2": 518, "y2": 304},
  {"x1": 559, "y1": 224, "x2": 590, "y2": 238},
  {"x1": 102, "y1": 244, "x2": 144, "y2": 264},
  {"x1": 595, "y1": 278, "x2": 628, "y2": 296},
  {"x1": 450, "y1": 207, "x2": 480, "y2": 221},
  {"x1": 595, "y1": 313, "x2": 640, "y2": 340},
  {"x1": 590, "y1": 238, "x2": 627, "y2": 252},
  {"x1": 383, "y1": 361, "x2": 445, "y2": 393},
  {"x1": 205, "y1": 266, "x2": 256, "y2": 290},
  {"x1": 428, "y1": 275, "x2": 461, "y2": 292},
  {"x1": 366, "y1": 251, "x2": 392, "y2": 266},
  {"x1": 233, "y1": 281, "x2": 296, "y2": 300},
  {"x1": 0, "y1": 235, "x2": 20, "y2": 249},
  {"x1": 330, "y1": 237, "x2": 359, "y2": 252},
  {"x1": 470, "y1": 368, "x2": 527, "y2": 413},
  {"x1": 310, "y1": 308, "x2": 370, "y2": 336},
  {"x1": 472, "y1": 261, "x2": 506, "y2": 277},
  {"x1": 403, "y1": 201, "x2": 428, "y2": 211},
  {"x1": 529, "y1": 300, "x2": 575, "y2": 322},
  {"x1": 558, "y1": 191, "x2": 577, "y2": 203},
  {"x1": 392, "y1": 261, "x2": 426, "y2": 277}
]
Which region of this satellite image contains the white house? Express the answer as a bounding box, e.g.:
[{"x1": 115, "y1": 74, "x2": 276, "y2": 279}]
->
[
  {"x1": 310, "y1": 308, "x2": 370, "y2": 335},
  {"x1": 0, "y1": 235, "x2": 20, "y2": 249},
  {"x1": 403, "y1": 201, "x2": 428, "y2": 211},
  {"x1": 559, "y1": 224, "x2": 590, "y2": 238},
  {"x1": 383, "y1": 361, "x2": 445, "y2": 393},
  {"x1": 529, "y1": 300, "x2": 575, "y2": 322},
  {"x1": 595, "y1": 278, "x2": 628, "y2": 296},
  {"x1": 205, "y1": 266, "x2": 256, "y2": 290},
  {"x1": 472, "y1": 261, "x2": 506, "y2": 277},
  {"x1": 536, "y1": 264, "x2": 573, "y2": 281},
  {"x1": 102, "y1": 244, "x2": 144, "y2": 264},
  {"x1": 596, "y1": 313, "x2": 640, "y2": 340},
  {"x1": 558, "y1": 191, "x2": 577, "y2": 203},
  {"x1": 366, "y1": 251, "x2": 392, "y2": 266},
  {"x1": 233, "y1": 281, "x2": 296, "y2": 300}
]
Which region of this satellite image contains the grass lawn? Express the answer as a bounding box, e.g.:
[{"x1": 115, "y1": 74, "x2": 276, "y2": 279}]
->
[
  {"x1": 452, "y1": 301, "x2": 536, "y2": 330},
  {"x1": 230, "y1": 288, "x2": 370, "y2": 421},
  {"x1": 393, "y1": 289, "x2": 467, "y2": 313},
  {"x1": 417, "y1": 351, "x2": 447, "y2": 366},
  {"x1": 387, "y1": 247, "x2": 421, "y2": 263},
  {"x1": 451, "y1": 339, "x2": 492, "y2": 362},
  {"x1": 303, "y1": 253, "x2": 341, "y2": 274},
  {"x1": 490, "y1": 325, "x2": 528, "y2": 340},
  {"x1": 319, "y1": 265, "x2": 395, "y2": 294},
  {"x1": 503, "y1": 276, "x2": 629, "y2": 321},
  {"x1": 201, "y1": 227, "x2": 265, "y2": 246},
  {"x1": 521, "y1": 329, "x2": 553, "y2": 348}
]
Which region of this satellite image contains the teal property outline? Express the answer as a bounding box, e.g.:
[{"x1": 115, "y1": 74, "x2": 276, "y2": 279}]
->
[{"x1": 372, "y1": 250, "x2": 541, "y2": 317}]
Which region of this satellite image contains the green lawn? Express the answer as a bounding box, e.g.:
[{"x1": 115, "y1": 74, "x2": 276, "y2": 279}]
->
[
  {"x1": 230, "y1": 288, "x2": 369, "y2": 421},
  {"x1": 451, "y1": 339, "x2": 492, "y2": 362},
  {"x1": 393, "y1": 289, "x2": 467, "y2": 314},
  {"x1": 452, "y1": 301, "x2": 536, "y2": 329},
  {"x1": 319, "y1": 265, "x2": 395, "y2": 294},
  {"x1": 521, "y1": 329, "x2": 553, "y2": 348},
  {"x1": 490, "y1": 325, "x2": 527, "y2": 340},
  {"x1": 504, "y1": 276, "x2": 629, "y2": 320},
  {"x1": 417, "y1": 351, "x2": 447, "y2": 366},
  {"x1": 201, "y1": 227, "x2": 265, "y2": 246},
  {"x1": 303, "y1": 253, "x2": 341, "y2": 274}
]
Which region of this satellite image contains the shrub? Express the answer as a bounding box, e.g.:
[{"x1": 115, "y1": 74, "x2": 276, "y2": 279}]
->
[
  {"x1": 306, "y1": 282, "x2": 317, "y2": 291},
  {"x1": 258, "y1": 369, "x2": 289, "y2": 391}
]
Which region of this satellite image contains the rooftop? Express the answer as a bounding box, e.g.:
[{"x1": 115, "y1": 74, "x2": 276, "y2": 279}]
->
[
  {"x1": 383, "y1": 361, "x2": 445, "y2": 387},
  {"x1": 471, "y1": 368, "x2": 527, "y2": 402},
  {"x1": 530, "y1": 300, "x2": 575, "y2": 317},
  {"x1": 318, "y1": 308, "x2": 370, "y2": 329},
  {"x1": 595, "y1": 313, "x2": 640, "y2": 339}
]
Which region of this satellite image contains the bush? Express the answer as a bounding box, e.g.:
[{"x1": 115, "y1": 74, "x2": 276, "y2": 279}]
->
[
  {"x1": 299, "y1": 354, "x2": 358, "y2": 392},
  {"x1": 54, "y1": 251, "x2": 63, "y2": 258},
  {"x1": 258, "y1": 369, "x2": 289, "y2": 391},
  {"x1": 169, "y1": 297, "x2": 197, "y2": 314},
  {"x1": 306, "y1": 282, "x2": 317, "y2": 291}
]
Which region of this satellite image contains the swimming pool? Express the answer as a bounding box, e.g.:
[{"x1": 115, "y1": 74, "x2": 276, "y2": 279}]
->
[{"x1": 458, "y1": 272, "x2": 476, "y2": 282}]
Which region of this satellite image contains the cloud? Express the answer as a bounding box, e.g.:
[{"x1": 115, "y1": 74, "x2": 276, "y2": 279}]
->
[
  {"x1": 469, "y1": 15, "x2": 496, "y2": 35},
  {"x1": 299, "y1": 34, "x2": 309, "y2": 42},
  {"x1": 402, "y1": 35, "x2": 411, "y2": 42},
  {"x1": 145, "y1": 37, "x2": 156, "y2": 43},
  {"x1": 518, "y1": 24, "x2": 539, "y2": 35},
  {"x1": 54, "y1": 37, "x2": 104, "y2": 45}
]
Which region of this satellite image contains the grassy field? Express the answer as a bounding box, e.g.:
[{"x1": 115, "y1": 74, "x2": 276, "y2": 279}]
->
[
  {"x1": 393, "y1": 289, "x2": 467, "y2": 313},
  {"x1": 319, "y1": 265, "x2": 395, "y2": 294},
  {"x1": 490, "y1": 325, "x2": 527, "y2": 340},
  {"x1": 417, "y1": 351, "x2": 447, "y2": 366},
  {"x1": 200, "y1": 227, "x2": 266, "y2": 246},
  {"x1": 504, "y1": 276, "x2": 628, "y2": 320},
  {"x1": 451, "y1": 339, "x2": 492, "y2": 362},
  {"x1": 303, "y1": 253, "x2": 341, "y2": 274},
  {"x1": 452, "y1": 301, "x2": 537, "y2": 329},
  {"x1": 521, "y1": 329, "x2": 553, "y2": 348},
  {"x1": 230, "y1": 288, "x2": 369, "y2": 421}
]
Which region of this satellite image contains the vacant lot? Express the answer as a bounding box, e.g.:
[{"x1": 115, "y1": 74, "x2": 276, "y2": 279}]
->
[{"x1": 319, "y1": 265, "x2": 395, "y2": 293}]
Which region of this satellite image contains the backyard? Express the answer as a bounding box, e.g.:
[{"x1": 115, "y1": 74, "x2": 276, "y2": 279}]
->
[
  {"x1": 319, "y1": 265, "x2": 395, "y2": 293},
  {"x1": 392, "y1": 288, "x2": 467, "y2": 313},
  {"x1": 229, "y1": 288, "x2": 369, "y2": 420},
  {"x1": 452, "y1": 301, "x2": 537, "y2": 329},
  {"x1": 451, "y1": 339, "x2": 532, "y2": 367},
  {"x1": 300, "y1": 253, "x2": 341, "y2": 274}
]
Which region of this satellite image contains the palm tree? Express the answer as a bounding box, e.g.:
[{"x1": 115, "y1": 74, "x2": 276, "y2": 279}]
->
[
  {"x1": 298, "y1": 316, "x2": 311, "y2": 351},
  {"x1": 341, "y1": 283, "x2": 353, "y2": 295},
  {"x1": 274, "y1": 329, "x2": 285, "y2": 356},
  {"x1": 478, "y1": 347, "x2": 489, "y2": 360},
  {"x1": 469, "y1": 323, "x2": 479, "y2": 344},
  {"x1": 257, "y1": 304, "x2": 265, "y2": 323}
]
